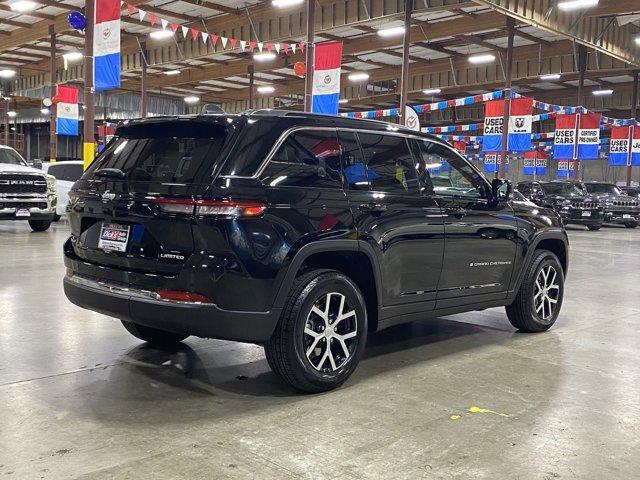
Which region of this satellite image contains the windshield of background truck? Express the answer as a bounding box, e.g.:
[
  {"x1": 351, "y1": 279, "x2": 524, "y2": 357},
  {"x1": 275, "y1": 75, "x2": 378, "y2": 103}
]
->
[
  {"x1": 0, "y1": 148, "x2": 27, "y2": 166},
  {"x1": 541, "y1": 183, "x2": 584, "y2": 196},
  {"x1": 585, "y1": 183, "x2": 622, "y2": 195}
]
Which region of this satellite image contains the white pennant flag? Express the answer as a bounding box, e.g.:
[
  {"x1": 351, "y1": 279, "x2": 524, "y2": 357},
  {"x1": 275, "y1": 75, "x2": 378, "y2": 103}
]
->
[
  {"x1": 221, "y1": 37, "x2": 228, "y2": 48},
  {"x1": 239, "y1": 40, "x2": 247, "y2": 51},
  {"x1": 160, "y1": 18, "x2": 169, "y2": 30},
  {"x1": 274, "y1": 43, "x2": 281, "y2": 54},
  {"x1": 257, "y1": 42, "x2": 263, "y2": 52},
  {"x1": 138, "y1": 8, "x2": 146, "y2": 21},
  {"x1": 201, "y1": 32, "x2": 209, "y2": 44},
  {"x1": 290, "y1": 43, "x2": 296, "y2": 53},
  {"x1": 181, "y1": 25, "x2": 189, "y2": 38}
]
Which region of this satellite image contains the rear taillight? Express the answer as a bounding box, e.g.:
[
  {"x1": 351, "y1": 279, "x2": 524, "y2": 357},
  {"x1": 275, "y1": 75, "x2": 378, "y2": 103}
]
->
[
  {"x1": 154, "y1": 198, "x2": 266, "y2": 218},
  {"x1": 156, "y1": 288, "x2": 212, "y2": 303}
]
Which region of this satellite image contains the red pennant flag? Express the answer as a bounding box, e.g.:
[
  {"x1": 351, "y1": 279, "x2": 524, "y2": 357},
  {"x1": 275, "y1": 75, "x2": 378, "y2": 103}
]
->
[
  {"x1": 191, "y1": 28, "x2": 200, "y2": 40},
  {"x1": 147, "y1": 13, "x2": 157, "y2": 26},
  {"x1": 126, "y1": 3, "x2": 135, "y2": 15},
  {"x1": 170, "y1": 22, "x2": 179, "y2": 32},
  {"x1": 265, "y1": 43, "x2": 273, "y2": 53},
  {"x1": 282, "y1": 43, "x2": 290, "y2": 54},
  {"x1": 210, "y1": 34, "x2": 219, "y2": 46},
  {"x1": 298, "y1": 42, "x2": 305, "y2": 53},
  {"x1": 248, "y1": 41, "x2": 256, "y2": 52},
  {"x1": 229, "y1": 37, "x2": 237, "y2": 49}
]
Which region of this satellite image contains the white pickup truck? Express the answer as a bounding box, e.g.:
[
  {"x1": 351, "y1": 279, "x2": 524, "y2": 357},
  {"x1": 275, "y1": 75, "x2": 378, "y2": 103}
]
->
[{"x1": 0, "y1": 145, "x2": 57, "y2": 231}]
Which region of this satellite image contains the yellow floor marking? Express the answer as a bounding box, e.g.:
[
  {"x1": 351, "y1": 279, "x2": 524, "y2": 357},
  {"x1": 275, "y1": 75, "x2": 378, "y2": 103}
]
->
[
  {"x1": 468, "y1": 406, "x2": 509, "y2": 417},
  {"x1": 450, "y1": 415, "x2": 461, "y2": 420}
]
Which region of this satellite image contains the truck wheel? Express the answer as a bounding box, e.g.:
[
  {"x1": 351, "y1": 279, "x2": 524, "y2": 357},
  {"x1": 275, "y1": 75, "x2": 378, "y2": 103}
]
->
[
  {"x1": 121, "y1": 320, "x2": 188, "y2": 347},
  {"x1": 265, "y1": 269, "x2": 367, "y2": 393},
  {"x1": 625, "y1": 223, "x2": 638, "y2": 229},
  {"x1": 506, "y1": 250, "x2": 564, "y2": 333},
  {"x1": 28, "y1": 219, "x2": 52, "y2": 232},
  {"x1": 53, "y1": 214, "x2": 61, "y2": 222},
  {"x1": 587, "y1": 224, "x2": 601, "y2": 231}
]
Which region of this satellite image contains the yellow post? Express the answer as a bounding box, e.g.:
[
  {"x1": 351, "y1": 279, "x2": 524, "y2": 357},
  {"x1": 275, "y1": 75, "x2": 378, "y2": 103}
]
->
[{"x1": 83, "y1": 142, "x2": 94, "y2": 171}]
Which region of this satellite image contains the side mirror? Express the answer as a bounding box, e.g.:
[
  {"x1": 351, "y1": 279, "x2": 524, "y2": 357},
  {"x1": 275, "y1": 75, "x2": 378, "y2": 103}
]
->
[
  {"x1": 491, "y1": 178, "x2": 512, "y2": 202},
  {"x1": 32, "y1": 159, "x2": 43, "y2": 170}
]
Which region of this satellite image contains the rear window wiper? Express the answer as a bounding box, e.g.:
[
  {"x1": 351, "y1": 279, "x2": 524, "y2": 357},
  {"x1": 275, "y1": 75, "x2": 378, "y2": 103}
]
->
[{"x1": 94, "y1": 168, "x2": 127, "y2": 180}]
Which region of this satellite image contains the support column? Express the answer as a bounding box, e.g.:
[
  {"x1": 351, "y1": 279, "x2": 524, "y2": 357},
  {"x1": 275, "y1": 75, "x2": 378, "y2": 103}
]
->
[
  {"x1": 140, "y1": 42, "x2": 147, "y2": 118},
  {"x1": 83, "y1": 0, "x2": 95, "y2": 170},
  {"x1": 303, "y1": 0, "x2": 315, "y2": 112},
  {"x1": 627, "y1": 71, "x2": 638, "y2": 186},
  {"x1": 499, "y1": 16, "x2": 515, "y2": 178},
  {"x1": 248, "y1": 64, "x2": 255, "y2": 109},
  {"x1": 49, "y1": 24, "x2": 57, "y2": 163},
  {"x1": 575, "y1": 45, "x2": 588, "y2": 179},
  {"x1": 3, "y1": 100, "x2": 8, "y2": 146},
  {"x1": 398, "y1": 0, "x2": 413, "y2": 126}
]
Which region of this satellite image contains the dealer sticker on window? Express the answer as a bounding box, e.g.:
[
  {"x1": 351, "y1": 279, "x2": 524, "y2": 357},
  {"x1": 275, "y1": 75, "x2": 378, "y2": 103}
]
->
[{"x1": 98, "y1": 223, "x2": 130, "y2": 252}]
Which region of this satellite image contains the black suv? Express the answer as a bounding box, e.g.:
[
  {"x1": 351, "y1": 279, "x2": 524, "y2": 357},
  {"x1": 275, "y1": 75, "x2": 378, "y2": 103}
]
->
[
  {"x1": 63, "y1": 112, "x2": 569, "y2": 392},
  {"x1": 516, "y1": 180, "x2": 604, "y2": 230},
  {"x1": 580, "y1": 182, "x2": 640, "y2": 228},
  {"x1": 620, "y1": 186, "x2": 640, "y2": 200}
]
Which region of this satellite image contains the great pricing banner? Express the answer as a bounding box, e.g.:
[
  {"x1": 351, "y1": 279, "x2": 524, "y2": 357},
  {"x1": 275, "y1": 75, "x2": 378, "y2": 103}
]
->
[
  {"x1": 523, "y1": 150, "x2": 548, "y2": 176},
  {"x1": 557, "y1": 160, "x2": 575, "y2": 178},
  {"x1": 483, "y1": 153, "x2": 508, "y2": 174},
  {"x1": 554, "y1": 114, "x2": 577, "y2": 159}
]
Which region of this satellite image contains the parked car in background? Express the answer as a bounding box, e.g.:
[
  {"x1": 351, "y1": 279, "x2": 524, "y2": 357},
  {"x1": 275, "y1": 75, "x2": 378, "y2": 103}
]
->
[
  {"x1": 0, "y1": 145, "x2": 57, "y2": 231},
  {"x1": 42, "y1": 161, "x2": 85, "y2": 220},
  {"x1": 63, "y1": 111, "x2": 569, "y2": 392},
  {"x1": 516, "y1": 180, "x2": 604, "y2": 230},
  {"x1": 620, "y1": 186, "x2": 640, "y2": 200},
  {"x1": 580, "y1": 181, "x2": 639, "y2": 229}
]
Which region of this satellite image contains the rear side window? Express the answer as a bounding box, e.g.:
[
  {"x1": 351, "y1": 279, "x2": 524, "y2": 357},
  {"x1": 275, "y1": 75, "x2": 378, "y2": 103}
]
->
[
  {"x1": 87, "y1": 122, "x2": 227, "y2": 184},
  {"x1": 357, "y1": 132, "x2": 418, "y2": 194},
  {"x1": 260, "y1": 130, "x2": 342, "y2": 188}
]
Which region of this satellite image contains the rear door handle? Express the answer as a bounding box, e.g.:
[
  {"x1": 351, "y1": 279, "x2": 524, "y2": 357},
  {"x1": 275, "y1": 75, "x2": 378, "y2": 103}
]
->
[
  {"x1": 359, "y1": 203, "x2": 388, "y2": 213},
  {"x1": 445, "y1": 206, "x2": 468, "y2": 218}
]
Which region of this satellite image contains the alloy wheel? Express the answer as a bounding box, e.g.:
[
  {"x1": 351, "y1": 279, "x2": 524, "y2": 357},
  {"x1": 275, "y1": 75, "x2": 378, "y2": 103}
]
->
[
  {"x1": 304, "y1": 292, "x2": 358, "y2": 373},
  {"x1": 534, "y1": 265, "x2": 560, "y2": 322}
]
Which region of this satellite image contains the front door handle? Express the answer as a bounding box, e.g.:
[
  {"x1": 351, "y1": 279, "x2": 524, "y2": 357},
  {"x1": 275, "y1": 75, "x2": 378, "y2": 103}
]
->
[
  {"x1": 359, "y1": 202, "x2": 388, "y2": 213},
  {"x1": 445, "y1": 206, "x2": 468, "y2": 218}
]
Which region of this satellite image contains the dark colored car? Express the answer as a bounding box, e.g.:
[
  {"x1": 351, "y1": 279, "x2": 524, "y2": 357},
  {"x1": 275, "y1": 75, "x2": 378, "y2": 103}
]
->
[
  {"x1": 516, "y1": 180, "x2": 604, "y2": 230},
  {"x1": 580, "y1": 182, "x2": 639, "y2": 228},
  {"x1": 620, "y1": 186, "x2": 640, "y2": 200},
  {"x1": 63, "y1": 111, "x2": 569, "y2": 392}
]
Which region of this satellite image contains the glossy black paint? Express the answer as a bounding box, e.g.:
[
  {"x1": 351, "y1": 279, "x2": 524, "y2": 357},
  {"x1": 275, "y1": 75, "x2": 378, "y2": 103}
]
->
[
  {"x1": 63, "y1": 111, "x2": 569, "y2": 342},
  {"x1": 580, "y1": 181, "x2": 640, "y2": 227}
]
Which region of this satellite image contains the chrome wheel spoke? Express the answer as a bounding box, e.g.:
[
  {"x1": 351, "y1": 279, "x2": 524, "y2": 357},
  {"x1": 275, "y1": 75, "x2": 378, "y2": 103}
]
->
[{"x1": 534, "y1": 265, "x2": 560, "y2": 321}]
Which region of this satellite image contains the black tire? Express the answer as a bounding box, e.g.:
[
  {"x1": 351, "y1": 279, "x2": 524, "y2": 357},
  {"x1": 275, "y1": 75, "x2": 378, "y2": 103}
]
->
[
  {"x1": 265, "y1": 269, "x2": 367, "y2": 393},
  {"x1": 121, "y1": 320, "x2": 188, "y2": 348},
  {"x1": 506, "y1": 250, "x2": 564, "y2": 333},
  {"x1": 625, "y1": 223, "x2": 638, "y2": 229},
  {"x1": 28, "y1": 219, "x2": 52, "y2": 232},
  {"x1": 52, "y1": 214, "x2": 61, "y2": 222},
  {"x1": 587, "y1": 224, "x2": 602, "y2": 231}
]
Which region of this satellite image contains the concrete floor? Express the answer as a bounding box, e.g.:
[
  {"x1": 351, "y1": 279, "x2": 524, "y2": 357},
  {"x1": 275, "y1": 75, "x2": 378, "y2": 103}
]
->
[{"x1": 0, "y1": 221, "x2": 639, "y2": 480}]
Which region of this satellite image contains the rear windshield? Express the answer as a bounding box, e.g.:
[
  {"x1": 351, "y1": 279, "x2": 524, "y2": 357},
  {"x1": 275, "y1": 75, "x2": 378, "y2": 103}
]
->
[{"x1": 86, "y1": 122, "x2": 228, "y2": 184}]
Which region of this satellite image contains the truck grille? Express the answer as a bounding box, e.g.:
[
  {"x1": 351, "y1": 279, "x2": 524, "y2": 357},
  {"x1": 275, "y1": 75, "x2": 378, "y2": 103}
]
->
[
  {"x1": 0, "y1": 201, "x2": 48, "y2": 209},
  {"x1": 572, "y1": 202, "x2": 598, "y2": 209},
  {"x1": 0, "y1": 175, "x2": 47, "y2": 194},
  {"x1": 611, "y1": 200, "x2": 639, "y2": 207}
]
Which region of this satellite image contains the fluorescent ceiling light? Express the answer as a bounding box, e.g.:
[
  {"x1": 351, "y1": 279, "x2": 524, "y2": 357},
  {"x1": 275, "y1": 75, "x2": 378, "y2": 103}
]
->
[
  {"x1": 468, "y1": 54, "x2": 496, "y2": 64},
  {"x1": 40, "y1": 108, "x2": 50, "y2": 114},
  {"x1": 184, "y1": 95, "x2": 200, "y2": 104},
  {"x1": 592, "y1": 89, "x2": 613, "y2": 96},
  {"x1": 257, "y1": 85, "x2": 275, "y2": 94},
  {"x1": 338, "y1": 99, "x2": 348, "y2": 104},
  {"x1": 377, "y1": 26, "x2": 405, "y2": 37},
  {"x1": 272, "y1": 0, "x2": 303, "y2": 7},
  {"x1": 7, "y1": 111, "x2": 17, "y2": 118},
  {"x1": 9, "y1": 0, "x2": 38, "y2": 12},
  {"x1": 422, "y1": 88, "x2": 442, "y2": 95},
  {"x1": 163, "y1": 69, "x2": 181, "y2": 75},
  {"x1": 253, "y1": 52, "x2": 277, "y2": 61},
  {"x1": 539, "y1": 74, "x2": 561, "y2": 81},
  {"x1": 0, "y1": 69, "x2": 16, "y2": 78},
  {"x1": 557, "y1": 0, "x2": 599, "y2": 11},
  {"x1": 62, "y1": 51, "x2": 83, "y2": 61},
  {"x1": 150, "y1": 29, "x2": 174, "y2": 40},
  {"x1": 348, "y1": 72, "x2": 370, "y2": 82},
  {"x1": 635, "y1": 36, "x2": 640, "y2": 46}
]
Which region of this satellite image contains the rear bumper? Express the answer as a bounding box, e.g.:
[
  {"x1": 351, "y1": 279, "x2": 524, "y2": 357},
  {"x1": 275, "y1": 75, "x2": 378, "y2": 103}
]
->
[{"x1": 63, "y1": 275, "x2": 281, "y2": 343}]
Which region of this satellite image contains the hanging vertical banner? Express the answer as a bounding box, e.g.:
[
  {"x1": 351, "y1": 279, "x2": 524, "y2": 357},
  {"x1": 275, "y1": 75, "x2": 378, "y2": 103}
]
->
[
  {"x1": 94, "y1": 0, "x2": 121, "y2": 91},
  {"x1": 56, "y1": 85, "x2": 79, "y2": 136},
  {"x1": 483, "y1": 153, "x2": 508, "y2": 173},
  {"x1": 632, "y1": 127, "x2": 640, "y2": 166},
  {"x1": 483, "y1": 100, "x2": 503, "y2": 152},
  {"x1": 609, "y1": 126, "x2": 631, "y2": 166},
  {"x1": 508, "y1": 97, "x2": 533, "y2": 152},
  {"x1": 311, "y1": 41, "x2": 343, "y2": 115},
  {"x1": 577, "y1": 113, "x2": 601, "y2": 159},
  {"x1": 523, "y1": 150, "x2": 548, "y2": 176},
  {"x1": 557, "y1": 160, "x2": 575, "y2": 178},
  {"x1": 554, "y1": 114, "x2": 578, "y2": 159}
]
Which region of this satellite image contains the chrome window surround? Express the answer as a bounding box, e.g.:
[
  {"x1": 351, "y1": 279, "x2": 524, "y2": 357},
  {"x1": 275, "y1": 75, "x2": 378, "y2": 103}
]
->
[{"x1": 219, "y1": 125, "x2": 492, "y2": 193}]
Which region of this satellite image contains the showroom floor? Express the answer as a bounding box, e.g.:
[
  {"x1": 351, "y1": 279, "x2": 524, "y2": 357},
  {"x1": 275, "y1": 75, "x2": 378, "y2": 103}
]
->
[{"x1": 0, "y1": 222, "x2": 638, "y2": 479}]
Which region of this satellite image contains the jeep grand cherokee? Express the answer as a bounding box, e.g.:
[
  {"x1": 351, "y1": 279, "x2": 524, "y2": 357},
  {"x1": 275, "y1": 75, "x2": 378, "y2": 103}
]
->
[{"x1": 63, "y1": 111, "x2": 569, "y2": 392}]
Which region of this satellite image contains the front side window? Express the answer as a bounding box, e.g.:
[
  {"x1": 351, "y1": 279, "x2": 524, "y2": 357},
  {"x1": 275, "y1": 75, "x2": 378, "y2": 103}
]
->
[
  {"x1": 260, "y1": 129, "x2": 343, "y2": 188},
  {"x1": 356, "y1": 132, "x2": 418, "y2": 194},
  {"x1": 413, "y1": 141, "x2": 486, "y2": 198}
]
